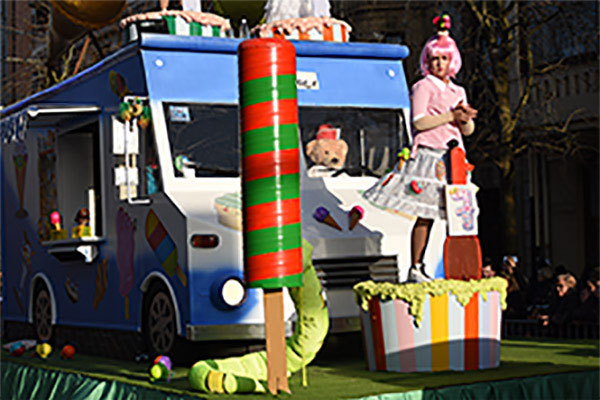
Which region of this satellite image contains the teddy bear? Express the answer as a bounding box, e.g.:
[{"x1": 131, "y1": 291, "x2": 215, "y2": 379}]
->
[{"x1": 305, "y1": 124, "x2": 348, "y2": 177}]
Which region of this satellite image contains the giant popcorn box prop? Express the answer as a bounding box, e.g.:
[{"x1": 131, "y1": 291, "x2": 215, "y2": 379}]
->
[
  {"x1": 162, "y1": 16, "x2": 227, "y2": 37},
  {"x1": 354, "y1": 278, "x2": 507, "y2": 372},
  {"x1": 121, "y1": 13, "x2": 230, "y2": 42},
  {"x1": 255, "y1": 17, "x2": 351, "y2": 42},
  {"x1": 269, "y1": 23, "x2": 350, "y2": 42}
]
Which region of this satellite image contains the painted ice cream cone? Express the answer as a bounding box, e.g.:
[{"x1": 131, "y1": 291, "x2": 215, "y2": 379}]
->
[
  {"x1": 116, "y1": 208, "x2": 135, "y2": 319},
  {"x1": 323, "y1": 215, "x2": 342, "y2": 231},
  {"x1": 13, "y1": 142, "x2": 28, "y2": 218},
  {"x1": 348, "y1": 205, "x2": 364, "y2": 231},
  {"x1": 313, "y1": 206, "x2": 342, "y2": 231},
  {"x1": 124, "y1": 295, "x2": 130, "y2": 320},
  {"x1": 93, "y1": 259, "x2": 109, "y2": 310}
]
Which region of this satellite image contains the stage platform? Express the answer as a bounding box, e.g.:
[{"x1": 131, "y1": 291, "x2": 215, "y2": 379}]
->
[{"x1": 2, "y1": 338, "x2": 598, "y2": 399}]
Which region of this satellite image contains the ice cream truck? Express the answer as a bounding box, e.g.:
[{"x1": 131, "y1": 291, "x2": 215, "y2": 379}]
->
[{"x1": 0, "y1": 32, "x2": 448, "y2": 354}]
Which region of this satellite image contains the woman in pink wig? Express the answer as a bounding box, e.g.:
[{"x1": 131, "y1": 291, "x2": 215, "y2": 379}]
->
[{"x1": 364, "y1": 14, "x2": 478, "y2": 282}]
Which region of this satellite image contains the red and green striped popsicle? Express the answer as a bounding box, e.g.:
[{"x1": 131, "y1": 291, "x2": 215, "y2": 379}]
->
[{"x1": 238, "y1": 38, "x2": 303, "y2": 290}]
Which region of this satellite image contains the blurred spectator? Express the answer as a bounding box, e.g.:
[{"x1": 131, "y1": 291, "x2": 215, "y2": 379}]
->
[
  {"x1": 482, "y1": 257, "x2": 496, "y2": 278},
  {"x1": 501, "y1": 255, "x2": 529, "y2": 318},
  {"x1": 554, "y1": 264, "x2": 568, "y2": 278},
  {"x1": 538, "y1": 273, "x2": 579, "y2": 326},
  {"x1": 527, "y1": 260, "x2": 554, "y2": 315},
  {"x1": 573, "y1": 267, "x2": 600, "y2": 324}
]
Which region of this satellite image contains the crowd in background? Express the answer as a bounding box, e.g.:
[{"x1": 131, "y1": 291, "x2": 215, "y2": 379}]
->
[{"x1": 482, "y1": 255, "x2": 600, "y2": 328}]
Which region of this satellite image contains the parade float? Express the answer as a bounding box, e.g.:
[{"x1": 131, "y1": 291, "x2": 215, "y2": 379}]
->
[{"x1": 1, "y1": 1, "x2": 598, "y2": 399}]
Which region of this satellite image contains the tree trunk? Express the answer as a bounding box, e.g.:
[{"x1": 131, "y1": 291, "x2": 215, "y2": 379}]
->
[{"x1": 500, "y1": 158, "x2": 518, "y2": 253}]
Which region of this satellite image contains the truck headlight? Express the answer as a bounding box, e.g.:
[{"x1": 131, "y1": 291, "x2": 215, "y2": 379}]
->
[{"x1": 211, "y1": 277, "x2": 246, "y2": 309}]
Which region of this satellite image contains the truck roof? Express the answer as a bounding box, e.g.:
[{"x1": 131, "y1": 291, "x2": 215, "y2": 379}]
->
[{"x1": 1, "y1": 34, "x2": 411, "y2": 142}]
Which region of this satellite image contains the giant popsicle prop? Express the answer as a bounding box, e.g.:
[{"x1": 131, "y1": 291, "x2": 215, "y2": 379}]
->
[
  {"x1": 145, "y1": 210, "x2": 188, "y2": 286},
  {"x1": 239, "y1": 38, "x2": 302, "y2": 395}
]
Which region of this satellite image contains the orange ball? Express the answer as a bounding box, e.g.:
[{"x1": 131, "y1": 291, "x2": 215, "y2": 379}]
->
[{"x1": 61, "y1": 345, "x2": 75, "y2": 359}]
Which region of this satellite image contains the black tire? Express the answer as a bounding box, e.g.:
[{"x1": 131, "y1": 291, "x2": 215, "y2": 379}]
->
[
  {"x1": 142, "y1": 283, "x2": 176, "y2": 355},
  {"x1": 32, "y1": 282, "x2": 53, "y2": 343}
]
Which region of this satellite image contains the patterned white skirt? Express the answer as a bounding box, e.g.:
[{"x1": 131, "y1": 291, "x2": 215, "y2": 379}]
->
[{"x1": 363, "y1": 147, "x2": 450, "y2": 220}]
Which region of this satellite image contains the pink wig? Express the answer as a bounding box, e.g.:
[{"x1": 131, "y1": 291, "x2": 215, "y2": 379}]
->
[{"x1": 419, "y1": 33, "x2": 462, "y2": 78}]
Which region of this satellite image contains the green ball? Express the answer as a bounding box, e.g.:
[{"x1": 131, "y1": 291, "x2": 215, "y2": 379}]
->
[{"x1": 150, "y1": 364, "x2": 166, "y2": 381}]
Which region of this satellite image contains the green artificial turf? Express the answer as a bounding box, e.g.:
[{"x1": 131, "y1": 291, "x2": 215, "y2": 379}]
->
[{"x1": 2, "y1": 338, "x2": 599, "y2": 400}]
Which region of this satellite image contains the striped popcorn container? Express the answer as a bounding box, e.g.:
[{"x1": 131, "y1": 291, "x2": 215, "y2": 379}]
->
[
  {"x1": 270, "y1": 23, "x2": 349, "y2": 42},
  {"x1": 354, "y1": 278, "x2": 507, "y2": 372},
  {"x1": 163, "y1": 16, "x2": 226, "y2": 37}
]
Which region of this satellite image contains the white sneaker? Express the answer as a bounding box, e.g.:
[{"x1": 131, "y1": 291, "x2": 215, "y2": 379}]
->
[{"x1": 406, "y1": 263, "x2": 432, "y2": 283}]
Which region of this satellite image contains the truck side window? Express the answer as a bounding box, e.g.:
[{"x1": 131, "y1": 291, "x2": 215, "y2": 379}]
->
[
  {"x1": 55, "y1": 121, "x2": 102, "y2": 238},
  {"x1": 163, "y1": 103, "x2": 240, "y2": 178}
]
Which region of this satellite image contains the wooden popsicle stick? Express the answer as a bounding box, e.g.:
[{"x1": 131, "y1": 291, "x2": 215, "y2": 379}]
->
[{"x1": 264, "y1": 289, "x2": 290, "y2": 394}]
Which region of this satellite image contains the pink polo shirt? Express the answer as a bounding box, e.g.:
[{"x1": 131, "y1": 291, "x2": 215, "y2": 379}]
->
[{"x1": 411, "y1": 75, "x2": 467, "y2": 157}]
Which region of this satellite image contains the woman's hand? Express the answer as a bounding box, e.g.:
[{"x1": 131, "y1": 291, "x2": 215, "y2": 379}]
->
[{"x1": 452, "y1": 101, "x2": 478, "y2": 124}]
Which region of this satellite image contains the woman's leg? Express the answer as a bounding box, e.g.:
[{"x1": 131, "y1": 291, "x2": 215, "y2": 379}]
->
[{"x1": 411, "y1": 217, "x2": 434, "y2": 265}]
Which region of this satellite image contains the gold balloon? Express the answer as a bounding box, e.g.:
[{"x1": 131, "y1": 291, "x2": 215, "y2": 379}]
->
[
  {"x1": 50, "y1": 0, "x2": 127, "y2": 30},
  {"x1": 212, "y1": 0, "x2": 266, "y2": 28}
]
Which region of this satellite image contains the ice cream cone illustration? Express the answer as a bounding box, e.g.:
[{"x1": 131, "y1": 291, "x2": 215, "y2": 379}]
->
[
  {"x1": 18, "y1": 231, "x2": 34, "y2": 301},
  {"x1": 116, "y1": 208, "x2": 135, "y2": 319},
  {"x1": 348, "y1": 205, "x2": 364, "y2": 231},
  {"x1": 37, "y1": 130, "x2": 58, "y2": 241},
  {"x1": 93, "y1": 259, "x2": 109, "y2": 310},
  {"x1": 13, "y1": 142, "x2": 28, "y2": 218},
  {"x1": 145, "y1": 210, "x2": 188, "y2": 286},
  {"x1": 313, "y1": 206, "x2": 342, "y2": 231},
  {"x1": 64, "y1": 277, "x2": 79, "y2": 303},
  {"x1": 12, "y1": 286, "x2": 25, "y2": 314}
]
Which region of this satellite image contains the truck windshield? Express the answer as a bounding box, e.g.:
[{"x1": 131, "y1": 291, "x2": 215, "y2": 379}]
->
[
  {"x1": 163, "y1": 103, "x2": 403, "y2": 178},
  {"x1": 299, "y1": 107, "x2": 403, "y2": 177}
]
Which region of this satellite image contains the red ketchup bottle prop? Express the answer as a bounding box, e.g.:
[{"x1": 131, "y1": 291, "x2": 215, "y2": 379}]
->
[
  {"x1": 443, "y1": 139, "x2": 482, "y2": 280},
  {"x1": 238, "y1": 38, "x2": 301, "y2": 394}
]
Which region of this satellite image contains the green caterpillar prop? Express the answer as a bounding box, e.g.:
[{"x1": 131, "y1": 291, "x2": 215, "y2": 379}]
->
[{"x1": 189, "y1": 240, "x2": 329, "y2": 394}]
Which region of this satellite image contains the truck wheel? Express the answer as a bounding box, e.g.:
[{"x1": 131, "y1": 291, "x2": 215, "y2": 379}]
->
[
  {"x1": 33, "y1": 284, "x2": 53, "y2": 342},
  {"x1": 143, "y1": 283, "x2": 176, "y2": 355}
]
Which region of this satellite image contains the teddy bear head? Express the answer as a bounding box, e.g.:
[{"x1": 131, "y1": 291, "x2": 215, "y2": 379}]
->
[{"x1": 305, "y1": 124, "x2": 348, "y2": 170}]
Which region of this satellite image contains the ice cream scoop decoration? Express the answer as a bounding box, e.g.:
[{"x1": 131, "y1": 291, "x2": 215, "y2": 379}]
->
[
  {"x1": 410, "y1": 180, "x2": 423, "y2": 194},
  {"x1": 313, "y1": 206, "x2": 342, "y2": 231},
  {"x1": 150, "y1": 355, "x2": 174, "y2": 382},
  {"x1": 9, "y1": 341, "x2": 26, "y2": 356},
  {"x1": 348, "y1": 205, "x2": 364, "y2": 231},
  {"x1": 36, "y1": 343, "x2": 52, "y2": 359},
  {"x1": 49, "y1": 211, "x2": 62, "y2": 230},
  {"x1": 60, "y1": 344, "x2": 75, "y2": 359}
]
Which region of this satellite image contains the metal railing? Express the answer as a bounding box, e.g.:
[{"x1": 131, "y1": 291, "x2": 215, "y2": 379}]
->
[{"x1": 502, "y1": 318, "x2": 599, "y2": 339}]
